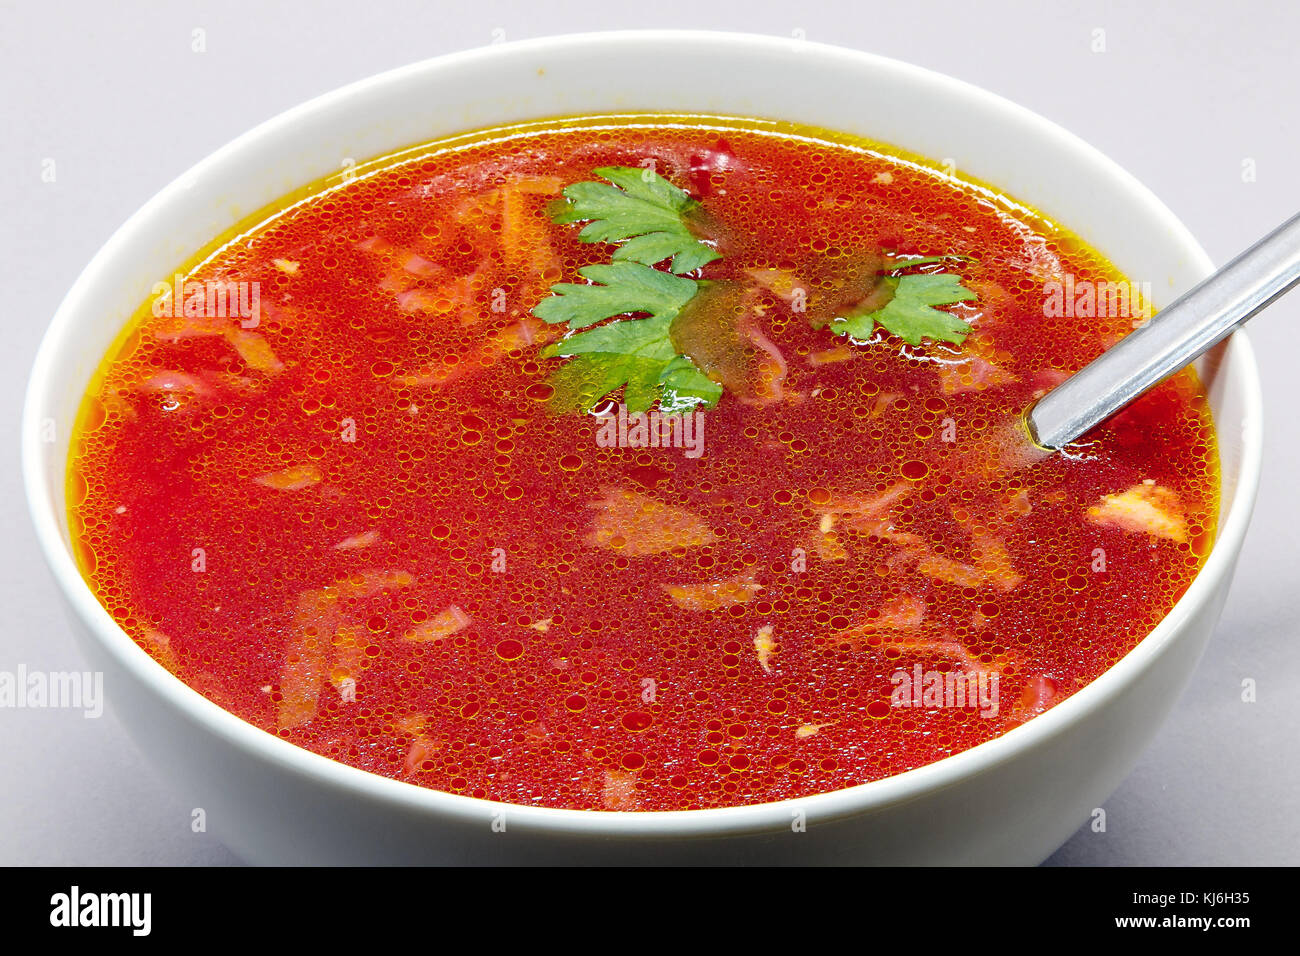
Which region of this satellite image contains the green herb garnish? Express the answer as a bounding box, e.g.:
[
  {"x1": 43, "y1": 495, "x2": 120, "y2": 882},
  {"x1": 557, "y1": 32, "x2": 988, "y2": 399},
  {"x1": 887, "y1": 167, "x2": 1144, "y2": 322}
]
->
[
  {"x1": 534, "y1": 167, "x2": 729, "y2": 414},
  {"x1": 532, "y1": 262, "x2": 696, "y2": 329},
  {"x1": 536, "y1": 262, "x2": 721, "y2": 413},
  {"x1": 534, "y1": 166, "x2": 981, "y2": 413},
  {"x1": 881, "y1": 253, "x2": 976, "y2": 272},
  {"x1": 656, "y1": 354, "x2": 725, "y2": 409},
  {"x1": 831, "y1": 272, "x2": 977, "y2": 346},
  {"x1": 546, "y1": 166, "x2": 720, "y2": 274}
]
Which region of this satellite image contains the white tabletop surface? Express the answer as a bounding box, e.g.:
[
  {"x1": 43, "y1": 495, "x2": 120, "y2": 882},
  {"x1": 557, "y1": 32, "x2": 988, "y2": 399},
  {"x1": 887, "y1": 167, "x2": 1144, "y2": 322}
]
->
[{"x1": 2, "y1": 0, "x2": 1297, "y2": 866}]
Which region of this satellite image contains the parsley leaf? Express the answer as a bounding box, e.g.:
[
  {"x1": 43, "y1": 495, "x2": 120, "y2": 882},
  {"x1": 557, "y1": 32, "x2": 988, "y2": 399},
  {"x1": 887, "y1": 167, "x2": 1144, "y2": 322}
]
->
[
  {"x1": 831, "y1": 273, "x2": 977, "y2": 346},
  {"x1": 658, "y1": 354, "x2": 724, "y2": 411},
  {"x1": 881, "y1": 254, "x2": 976, "y2": 272},
  {"x1": 535, "y1": 264, "x2": 722, "y2": 413},
  {"x1": 542, "y1": 351, "x2": 721, "y2": 415},
  {"x1": 541, "y1": 331, "x2": 719, "y2": 414},
  {"x1": 544, "y1": 312, "x2": 676, "y2": 362},
  {"x1": 544, "y1": 353, "x2": 673, "y2": 414},
  {"x1": 532, "y1": 262, "x2": 697, "y2": 329},
  {"x1": 536, "y1": 172, "x2": 981, "y2": 412},
  {"x1": 548, "y1": 166, "x2": 721, "y2": 274}
]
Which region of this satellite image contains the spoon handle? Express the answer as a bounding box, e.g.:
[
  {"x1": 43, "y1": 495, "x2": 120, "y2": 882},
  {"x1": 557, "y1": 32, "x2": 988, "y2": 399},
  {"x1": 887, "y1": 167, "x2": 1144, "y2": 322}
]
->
[{"x1": 1028, "y1": 211, "x2": 1300, "y2": 449}]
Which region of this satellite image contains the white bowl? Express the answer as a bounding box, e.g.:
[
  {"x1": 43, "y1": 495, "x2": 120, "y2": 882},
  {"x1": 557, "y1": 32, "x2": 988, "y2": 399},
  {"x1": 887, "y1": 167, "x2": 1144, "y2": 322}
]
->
[{"x1": 22, "y1": 31, "x2": 1262, "y2": 864}]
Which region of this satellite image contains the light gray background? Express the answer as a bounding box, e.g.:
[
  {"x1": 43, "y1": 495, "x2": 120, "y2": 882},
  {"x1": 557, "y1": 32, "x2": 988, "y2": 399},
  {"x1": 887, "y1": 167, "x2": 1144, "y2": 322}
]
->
[{"x1": 2, "y1": 0, "x2": 1296, "y2": 865}]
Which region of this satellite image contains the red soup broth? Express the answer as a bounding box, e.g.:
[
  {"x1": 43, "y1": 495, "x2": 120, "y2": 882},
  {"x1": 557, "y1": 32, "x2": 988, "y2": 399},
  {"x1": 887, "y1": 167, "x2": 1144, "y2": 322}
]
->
[{"x1": 68, "y1": 115, "x2": 1217, "y2": 811}]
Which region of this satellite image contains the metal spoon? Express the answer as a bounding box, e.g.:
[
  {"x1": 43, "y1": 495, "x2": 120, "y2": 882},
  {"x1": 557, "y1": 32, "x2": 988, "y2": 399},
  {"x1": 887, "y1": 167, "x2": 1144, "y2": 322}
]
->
[{"x1": 1027, "y1": 211, "x2": 1300, "y2": 449}]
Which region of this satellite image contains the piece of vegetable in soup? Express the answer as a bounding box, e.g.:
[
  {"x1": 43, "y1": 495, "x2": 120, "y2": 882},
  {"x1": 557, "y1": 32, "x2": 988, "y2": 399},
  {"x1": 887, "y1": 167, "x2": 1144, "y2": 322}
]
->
[{"x1": 68, "y1": 115, "x2": 1217, "y2": 811}]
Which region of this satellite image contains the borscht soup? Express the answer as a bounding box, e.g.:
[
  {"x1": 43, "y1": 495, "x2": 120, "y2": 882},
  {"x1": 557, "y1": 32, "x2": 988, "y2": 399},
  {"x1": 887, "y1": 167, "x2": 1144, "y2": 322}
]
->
[{"x1": 67, "y1": 115, "x2": 1218, "y2": 811}]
